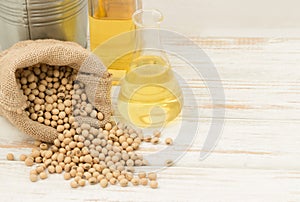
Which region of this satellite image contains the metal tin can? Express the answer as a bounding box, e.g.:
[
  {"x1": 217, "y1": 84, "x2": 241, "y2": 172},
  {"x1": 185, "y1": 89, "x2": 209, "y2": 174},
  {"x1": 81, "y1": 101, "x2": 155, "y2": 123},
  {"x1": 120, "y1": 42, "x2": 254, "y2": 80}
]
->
[{"x1": 0, "y1": 0, "x2": 87, "y2": 50}]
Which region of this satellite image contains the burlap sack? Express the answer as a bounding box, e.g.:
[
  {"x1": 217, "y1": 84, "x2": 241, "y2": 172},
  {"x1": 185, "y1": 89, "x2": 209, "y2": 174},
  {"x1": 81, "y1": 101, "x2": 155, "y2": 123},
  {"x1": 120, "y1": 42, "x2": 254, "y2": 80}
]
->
[{"x1": 0, "y1": 39, "x2": 112, "y2": 143}]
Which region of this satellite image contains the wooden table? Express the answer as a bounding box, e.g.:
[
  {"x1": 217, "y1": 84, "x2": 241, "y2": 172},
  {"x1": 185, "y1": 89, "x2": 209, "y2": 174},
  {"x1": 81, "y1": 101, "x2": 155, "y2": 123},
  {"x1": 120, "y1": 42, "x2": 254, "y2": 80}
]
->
[{"x1": 0, "y1": 37, "x2": 299, "y2": 202}]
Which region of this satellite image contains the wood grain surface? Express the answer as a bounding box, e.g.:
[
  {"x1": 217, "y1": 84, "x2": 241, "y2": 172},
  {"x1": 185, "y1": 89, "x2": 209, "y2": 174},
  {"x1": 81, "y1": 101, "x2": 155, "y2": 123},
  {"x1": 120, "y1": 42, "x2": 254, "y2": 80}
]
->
[{"x1": 0, "y1": 37, "x2": 299, "y2": 202}]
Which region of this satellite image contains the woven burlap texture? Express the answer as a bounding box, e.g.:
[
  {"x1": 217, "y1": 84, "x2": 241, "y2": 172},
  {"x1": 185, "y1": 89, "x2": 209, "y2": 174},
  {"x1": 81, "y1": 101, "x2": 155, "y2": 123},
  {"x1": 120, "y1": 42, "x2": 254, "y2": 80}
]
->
[{"x1": 0, "y1": 39, "x2": 112, "y2": 143}]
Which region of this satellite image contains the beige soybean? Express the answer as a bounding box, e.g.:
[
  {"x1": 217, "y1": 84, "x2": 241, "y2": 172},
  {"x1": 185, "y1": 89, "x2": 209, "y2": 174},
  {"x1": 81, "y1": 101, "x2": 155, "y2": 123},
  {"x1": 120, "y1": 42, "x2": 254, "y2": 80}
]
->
[
  {"x1": 144, "y1": 135, "x2": 151, "y2": 142},
  {"x1": 30, "y1": 174, "x2": 38, "y2": 182},
  {"x1": 78, "y1": 179, "x2": 86, "y2": 186},
  {"x1": 140, "y1": 178, "x2": 148, "y2": 186},
  {"x1": 149, "y1": 180, "x2": 158, "y2": 189},
  {"x1": 88, "y1": 177, "x2": 97, "y2": 185},
  {"x1": 40, "y1": 143, "x2": 48, "y2": 150},
  {"x1": 39, "y1": 172, "x2": 48, "y2": 180},
  {"x1": 55, "y1": 165, "x2": 63, "y2": 173},
  {"x1": 108, "y1": 178, "x2": 116, "y2": 185},
  {"x1": 131, "y1": 178, "x2": 139, "y2": 186},
  {"x1": 165, "y1": 138, "x2": 173, "y2": 145},
  {"x1": 25, "y1": 157, "x2": 34, "y2": 166},
  {"x1": 36, "y1": 166, "x2": 45, "y2": 174},
  {"x1": 6, "y1": 153, "x2": 14, "y2": 161},
  {"x1": 19, "y1": 154, "x2": 27, "y2": 161},
  {"x1": 100, "y1": 179, "x2": 108, "y2": 188},
  {"x1": 64, "y1": 172, "x2": 71, "y2": 180},
  {"x1": 148, "y1": 172, "x2": 157, "y2": 181},
  {"x1": 151, "y1": 137, "x2": 160, "y2": 144},
  {"x1": 70, "y1": 180, "x2": 78, "y2": 188},
  {"x1": 119, "y1": 179, "x2": 128, "y2": 187},
  {"x1": 165, "y1": 160, "x2": 174, "y2": 167}
]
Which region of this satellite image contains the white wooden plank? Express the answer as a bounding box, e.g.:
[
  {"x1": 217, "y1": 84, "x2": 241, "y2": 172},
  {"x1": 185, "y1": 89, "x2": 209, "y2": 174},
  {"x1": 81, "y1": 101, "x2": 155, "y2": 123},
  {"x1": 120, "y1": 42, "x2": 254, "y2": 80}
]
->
[
  {"x1": 0, "y1": 37, "x2": 299, "y2": 201},
  {"x1": 0, "y1": 160, "x2": 298, "y2": 202}
]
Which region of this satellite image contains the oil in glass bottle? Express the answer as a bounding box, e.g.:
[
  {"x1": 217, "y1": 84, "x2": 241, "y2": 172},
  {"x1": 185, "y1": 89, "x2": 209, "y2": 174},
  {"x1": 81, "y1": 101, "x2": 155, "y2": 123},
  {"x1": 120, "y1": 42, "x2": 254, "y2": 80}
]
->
[{"x1": 88, "y1": 0, "x2": 142, "y2": 83}]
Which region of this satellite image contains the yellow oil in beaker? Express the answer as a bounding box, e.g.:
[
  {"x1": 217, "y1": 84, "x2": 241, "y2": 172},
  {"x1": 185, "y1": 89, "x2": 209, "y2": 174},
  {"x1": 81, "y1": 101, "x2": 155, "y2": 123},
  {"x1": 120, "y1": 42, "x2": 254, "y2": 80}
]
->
[{"x1": 117, "y1": 55, "x2": 183, "y2": 127}]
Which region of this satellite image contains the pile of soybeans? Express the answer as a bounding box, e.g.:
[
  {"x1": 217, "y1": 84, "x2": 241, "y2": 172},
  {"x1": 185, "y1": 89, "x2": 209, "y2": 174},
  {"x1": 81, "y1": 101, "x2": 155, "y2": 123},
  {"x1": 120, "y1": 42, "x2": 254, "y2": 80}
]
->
[{"x1": 5, "y1": 64, "x2": 173, "y2": 189}]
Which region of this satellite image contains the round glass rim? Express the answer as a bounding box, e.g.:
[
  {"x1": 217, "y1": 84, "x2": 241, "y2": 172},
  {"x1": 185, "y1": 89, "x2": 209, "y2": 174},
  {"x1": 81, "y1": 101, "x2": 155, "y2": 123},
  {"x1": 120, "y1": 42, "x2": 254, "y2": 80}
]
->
[{"x1": 132, "y1": 9, "x2": 164, "y2": 28}]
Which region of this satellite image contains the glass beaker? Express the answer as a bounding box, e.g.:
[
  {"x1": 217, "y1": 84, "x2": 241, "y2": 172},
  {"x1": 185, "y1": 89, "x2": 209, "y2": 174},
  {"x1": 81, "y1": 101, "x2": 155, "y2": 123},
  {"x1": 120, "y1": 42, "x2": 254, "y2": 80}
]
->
[
  {"x1": 117, "y1": 9, "x2": 183, "y2": 128},
  {"x1": 88, "y1": 0, "x2": 142, "y2": 84}
]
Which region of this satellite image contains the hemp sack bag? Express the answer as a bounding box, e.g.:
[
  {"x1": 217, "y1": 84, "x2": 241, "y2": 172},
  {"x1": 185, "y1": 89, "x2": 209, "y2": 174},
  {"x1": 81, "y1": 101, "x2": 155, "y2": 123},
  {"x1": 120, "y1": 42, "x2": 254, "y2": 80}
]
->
[{"x1": 0, "y1": 39, "x2": 112, "y2": 142}]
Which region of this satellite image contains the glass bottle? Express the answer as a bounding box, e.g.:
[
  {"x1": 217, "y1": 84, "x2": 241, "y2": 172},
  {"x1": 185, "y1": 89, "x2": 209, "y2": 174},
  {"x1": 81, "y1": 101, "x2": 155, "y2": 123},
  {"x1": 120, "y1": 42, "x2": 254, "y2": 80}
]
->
[
  {"x1": 117, "y1": 9, "x2": 183, "y2": 128},
  {"x1": 88, "y1": 0, "x2": 142, "y2": 84}
]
